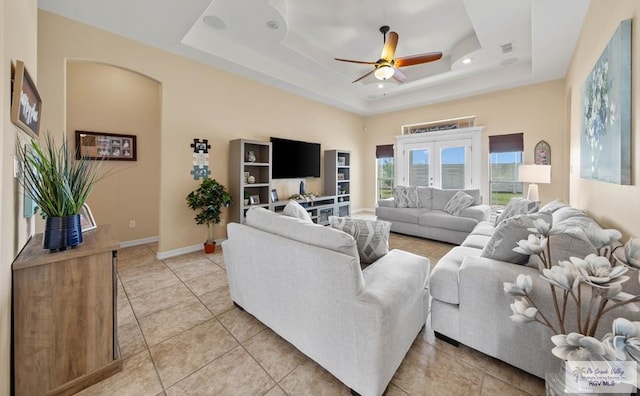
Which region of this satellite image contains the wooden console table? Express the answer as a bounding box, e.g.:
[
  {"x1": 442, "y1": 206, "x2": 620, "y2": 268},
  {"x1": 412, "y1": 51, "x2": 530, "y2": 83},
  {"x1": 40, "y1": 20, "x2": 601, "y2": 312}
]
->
[{"x1": 12, "y1": 225, "x2": 122, "y2": 396}]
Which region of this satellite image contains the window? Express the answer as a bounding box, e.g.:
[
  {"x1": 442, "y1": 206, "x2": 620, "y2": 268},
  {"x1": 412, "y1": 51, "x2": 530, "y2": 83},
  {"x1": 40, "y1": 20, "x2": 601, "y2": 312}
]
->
[
  {"x1": 376, "y1": 145, "x2": 394, "y2": 199},
  {"x1": 489, "y1": 133, "x2": 524, "y2": 208}
]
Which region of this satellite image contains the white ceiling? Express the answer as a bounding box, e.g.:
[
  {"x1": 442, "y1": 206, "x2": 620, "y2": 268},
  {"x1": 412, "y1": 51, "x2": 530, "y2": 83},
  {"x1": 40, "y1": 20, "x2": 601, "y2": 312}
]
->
[{"x1": 38, "y1": 0, "x2": 590, "y2": 116}]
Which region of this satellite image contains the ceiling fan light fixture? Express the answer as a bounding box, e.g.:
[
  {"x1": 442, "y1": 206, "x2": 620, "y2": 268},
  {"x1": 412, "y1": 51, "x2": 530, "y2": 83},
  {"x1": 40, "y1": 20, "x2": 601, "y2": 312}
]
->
[
  {"x1": 375, "y1": 65, "x2": 394, "y2": 80},
  {"x1": 462, "y1": 57, "x2": 473, "y2": 64}
]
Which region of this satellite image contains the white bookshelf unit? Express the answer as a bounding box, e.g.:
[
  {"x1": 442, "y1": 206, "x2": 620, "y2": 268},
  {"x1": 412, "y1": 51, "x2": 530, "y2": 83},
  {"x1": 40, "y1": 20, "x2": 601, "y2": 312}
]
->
[
  {"x1": 228, "y1": 139, "x2": 272, "y2": 224},
  {"x1": 324, "y1": 150, "x2": 351, "y2": 218}
]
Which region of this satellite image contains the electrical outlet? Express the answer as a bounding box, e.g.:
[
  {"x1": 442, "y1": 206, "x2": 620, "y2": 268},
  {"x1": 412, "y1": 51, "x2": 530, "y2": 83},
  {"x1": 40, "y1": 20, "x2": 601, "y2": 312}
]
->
[
  {"x1": 219, "y1": 219, "x2": 225, "y2": 226},
  {"x1": 129, "y1": 220, "x2": 136, "y2": 228}
]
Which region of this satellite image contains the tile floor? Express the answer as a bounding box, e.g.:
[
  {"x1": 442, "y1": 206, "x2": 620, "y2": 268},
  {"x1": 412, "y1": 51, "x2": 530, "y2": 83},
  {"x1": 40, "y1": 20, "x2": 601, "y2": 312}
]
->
[{"x1": 78, "y1": 232, "x2": 546, "y2": 396}]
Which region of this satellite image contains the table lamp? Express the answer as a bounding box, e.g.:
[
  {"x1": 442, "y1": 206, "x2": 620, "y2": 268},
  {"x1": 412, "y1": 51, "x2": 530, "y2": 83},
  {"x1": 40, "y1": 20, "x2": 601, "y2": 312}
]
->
[{"x1": 518, "y1": 164, "x2": 551, "y2": 201}]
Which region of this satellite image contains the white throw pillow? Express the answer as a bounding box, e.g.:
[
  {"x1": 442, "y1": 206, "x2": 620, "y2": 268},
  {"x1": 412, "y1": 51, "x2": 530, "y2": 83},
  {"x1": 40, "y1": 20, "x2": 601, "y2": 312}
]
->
[
  {"x1": 282, "y1": 200, "x2": 312, "y2": 223},
  {"x1": 393, "y1": 186, "x2": 420, "y2": 208},
  {"x1": 329, "y1": 216, "x2": 391, "y2": 264},
  {"x1": 443, "y1": 190, "x2": 475, "y2": 216},
  {"x1": 496, "y1": 197, "x2": 539, "y2": 225},
  {"x1": 481, "y1": 212, "x2": 552, "y2": 264}
]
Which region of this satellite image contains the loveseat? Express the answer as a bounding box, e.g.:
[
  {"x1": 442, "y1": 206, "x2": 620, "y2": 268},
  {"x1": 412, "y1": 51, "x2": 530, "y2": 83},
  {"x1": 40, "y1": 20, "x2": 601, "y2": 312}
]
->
[
  {"x1": 429, "y1": 199, "x2": 640, "y2": 379},
  {"x1": 222, "y1": 206, "x2": 430, "y2": 396},
  {"x1": 376, "y1": 187, "x2": 491, "y2": 244}
]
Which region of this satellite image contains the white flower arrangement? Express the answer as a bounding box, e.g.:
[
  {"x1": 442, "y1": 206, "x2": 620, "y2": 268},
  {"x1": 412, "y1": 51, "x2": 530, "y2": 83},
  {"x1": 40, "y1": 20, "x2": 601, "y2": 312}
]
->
[{"x1": 504, "y1": 219, "x2": 640, "y2": 364}]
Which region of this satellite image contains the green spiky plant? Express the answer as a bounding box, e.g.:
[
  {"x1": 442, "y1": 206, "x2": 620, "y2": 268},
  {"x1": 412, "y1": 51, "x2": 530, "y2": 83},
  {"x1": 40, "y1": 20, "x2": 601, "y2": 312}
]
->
[
  {"x1": 16, "y1": 133, "x2": 106, "y2": 218},
  {"x1": 186, "y1": 178, "x2": 232, "y2": 244}
]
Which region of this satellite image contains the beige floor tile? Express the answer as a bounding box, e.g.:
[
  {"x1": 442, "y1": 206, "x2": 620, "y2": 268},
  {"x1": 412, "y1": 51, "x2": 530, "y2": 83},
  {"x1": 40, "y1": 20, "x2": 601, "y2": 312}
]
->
[
  {"x1": 150, "y1": 319, "x2": 238, "y2": 387},
  {"x1": 279, "y1": 359, "x2": 351, "y2": 396},
  {"x1": 243, "y1": 328, "x2": 306, "y2": 381},
  {"x1": 207, "y1": 252, "x2": 225, "y2": 269},
  {"x1": 120, "y1": 262, "x2": 182, "y2": 298},
  {"x1": 386, "y1": 383, "x2": 410, "y2": 396},
  {"x1": 129, "y1": 283, "x2": 195, "y2": 319},
  {"x1": 76, "y1": 350, "x2": 162, "y2": 396},
  {"x1": 118, "y1": 245, "x2": 158, "y2": 270},
  {"x1": 170, "y1": 257, "x2": 224, "y2": 282},
  {"x1": 484, "y1": 357, "x2": 545, "y2": 395},
  {"x1": 138, "y1": 298, "x2": 213, "y2": 346},
  {"x1": 199, "y1": 284, "x2": 234, "y2": 316},
  {"x1": 117, "y1": 298, "x2": 136, "y2": 327},
  {"x1": 480, "y1": 373, "x2": 529, "y2": 396},
  {"x1": 118, "y1": 320, "x2": 147, "y2": 359},
  {"x1": 391, "y1": 347, "x2": 483, "y2": 396},
  {"x1": 264, "y1": 385, "x2": 287, "y2": 396},
  {"x1": 183, "y1": 269, "x2": 229, "y2": 296},
  {"x1": 218, "y1": 307, "x2": 267, "y2": 343},
  {"x1": 415, "y1": 327, "x2": 489, "y2": 371},
  {"x1": 165, "y1": 346, "x2": 274, "y2": 395}
]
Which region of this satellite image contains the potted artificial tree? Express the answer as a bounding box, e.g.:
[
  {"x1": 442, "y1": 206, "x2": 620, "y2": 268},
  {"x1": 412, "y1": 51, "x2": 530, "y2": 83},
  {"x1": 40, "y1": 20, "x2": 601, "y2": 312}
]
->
[
  {"x1": 16, "y1": 133, "x2": 106, "y2": 251},
  {"x1": 186, "y1": 178, "x2": 232, "y2": 253}
]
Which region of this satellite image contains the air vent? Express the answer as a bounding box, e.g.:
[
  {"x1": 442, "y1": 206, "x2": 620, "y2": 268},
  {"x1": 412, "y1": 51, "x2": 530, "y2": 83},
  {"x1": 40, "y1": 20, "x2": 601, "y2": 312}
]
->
[{"x1": 500, "y1": 42, "x2": 514, "y2": 54}]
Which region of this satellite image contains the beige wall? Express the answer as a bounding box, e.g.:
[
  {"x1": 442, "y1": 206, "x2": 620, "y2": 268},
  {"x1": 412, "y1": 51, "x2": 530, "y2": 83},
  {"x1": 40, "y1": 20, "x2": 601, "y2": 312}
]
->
[
  {"x1": 565, "y1": 0, "x2": 640, "y2": 239},
  {"x1": 66, "y1": 62, "x2": 161, "y2": 242},
  {"x1": 363, "y1": 80, "x2": 567, "y2": 208},
  {"x1": 2, "y1": 0, "x2": 38, "y2": 393},
  {"x1": 38, "y1": 10, "x2": 365, "y2": 254}
]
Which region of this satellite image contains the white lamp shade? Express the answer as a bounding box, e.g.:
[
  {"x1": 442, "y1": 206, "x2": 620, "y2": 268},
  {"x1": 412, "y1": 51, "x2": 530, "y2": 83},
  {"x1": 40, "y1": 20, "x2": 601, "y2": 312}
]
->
[{"x1": 518, "y1": 165, "x2": 551, "y2": 184}]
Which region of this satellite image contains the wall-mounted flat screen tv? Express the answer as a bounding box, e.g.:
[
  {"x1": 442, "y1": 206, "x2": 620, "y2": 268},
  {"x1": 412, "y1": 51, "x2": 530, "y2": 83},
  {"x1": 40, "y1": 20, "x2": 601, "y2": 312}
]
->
[{"x1": 271, "y1": 137, "x2": 321, "y2": 179}]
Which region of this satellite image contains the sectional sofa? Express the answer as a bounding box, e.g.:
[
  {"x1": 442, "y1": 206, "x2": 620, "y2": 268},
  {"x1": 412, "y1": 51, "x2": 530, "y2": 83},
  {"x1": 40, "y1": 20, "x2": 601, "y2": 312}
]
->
[
  {"x1": 429, "y1": 200, "x2": 640, "y2": 378},
  {"x1": 375, "y1": 187, "x2": 491, "y2": 244}
]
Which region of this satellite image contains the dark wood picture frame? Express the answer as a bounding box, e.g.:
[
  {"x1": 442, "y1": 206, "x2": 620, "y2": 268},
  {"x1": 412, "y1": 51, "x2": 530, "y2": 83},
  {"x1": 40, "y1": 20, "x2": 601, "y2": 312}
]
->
[
  {"x1": 76, "y1": 130, "x2": 137, "y2": 161},
  {"x1": 11, "y1": 60, "x2": 42, "y2": 138}
]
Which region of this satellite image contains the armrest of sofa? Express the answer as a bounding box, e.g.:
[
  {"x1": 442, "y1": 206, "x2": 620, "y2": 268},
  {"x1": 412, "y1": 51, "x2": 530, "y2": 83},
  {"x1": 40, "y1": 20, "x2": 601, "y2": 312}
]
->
[
  {"x1": 459, "y1": 204, "x2": 491, "y2": 222},
  {"x1": 377, "y1": 197, "x2": 395, "y2": 208}
]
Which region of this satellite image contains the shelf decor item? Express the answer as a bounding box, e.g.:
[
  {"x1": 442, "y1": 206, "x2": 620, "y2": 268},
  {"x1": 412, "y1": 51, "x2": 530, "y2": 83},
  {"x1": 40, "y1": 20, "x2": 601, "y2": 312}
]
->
[
  {"x1": 186, "y1": 178, "x2": 232, "y2": 254},
  {"x1": 246, "y1": 150, "x2": 257, "y2": 163},
  {"x1": 16, "y1": 133, "x2": 107, "y2": 251},
  {"x1": 11, "y1": 60, "x2": 42, "y2": 139}
]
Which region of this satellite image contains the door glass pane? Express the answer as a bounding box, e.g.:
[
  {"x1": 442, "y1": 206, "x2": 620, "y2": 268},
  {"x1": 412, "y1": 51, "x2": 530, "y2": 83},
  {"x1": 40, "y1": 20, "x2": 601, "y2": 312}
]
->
[
  {"x1": 409, "y1": 149, "x2": 429, "y2": 186},
  {"x1": 441, "y1": 146, "x2": 465, "y2": 189}
]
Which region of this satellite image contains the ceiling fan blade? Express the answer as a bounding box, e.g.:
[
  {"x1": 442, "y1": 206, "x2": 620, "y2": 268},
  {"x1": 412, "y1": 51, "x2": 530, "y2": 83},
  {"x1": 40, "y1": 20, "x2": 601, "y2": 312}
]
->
[
  {"x1": 335, "y1": 58, "x2": 378, "y2": 65},
  {"x1": 392, "y1": 68, "x2": 408, "y2": 83},
  {"x1": 395, "y1": 52, "x2": 443, "y2": 67},
  {"x1": 380, "y1": 31, "x2": 399, "y2": 62},
  {"x1": 352, "y1": 69, "x2": 375, "y2": 83}
]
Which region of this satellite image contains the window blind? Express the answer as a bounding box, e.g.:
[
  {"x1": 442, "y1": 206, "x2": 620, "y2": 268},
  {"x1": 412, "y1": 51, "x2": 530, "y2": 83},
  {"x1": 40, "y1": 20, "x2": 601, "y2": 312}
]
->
[
  {"x1": 375, "y1": 144, "x2": 394, "y2": 158},
  {"x1": 488, "y1": 133, "x2": 523, "y2": 153}
]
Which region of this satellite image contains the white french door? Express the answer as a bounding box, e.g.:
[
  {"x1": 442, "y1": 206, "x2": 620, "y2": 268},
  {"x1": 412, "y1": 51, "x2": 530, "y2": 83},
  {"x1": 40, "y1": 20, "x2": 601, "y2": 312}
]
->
[
  {"x1": 402, "y1": 140, "x2": 471, "y2": 189},
  {"x1": 395, "y1": 127, "x2": 483, "y2": 192}
]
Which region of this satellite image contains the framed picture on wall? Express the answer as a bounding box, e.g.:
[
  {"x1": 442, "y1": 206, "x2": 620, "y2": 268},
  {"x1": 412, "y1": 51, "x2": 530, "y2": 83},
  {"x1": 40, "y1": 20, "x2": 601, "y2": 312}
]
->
[
  {"x1": 11, "y1": 60, "x2": 42, "y2": 138},
  {"x1": 76, "y1": 130, "x2": 137, "y2": 161}
]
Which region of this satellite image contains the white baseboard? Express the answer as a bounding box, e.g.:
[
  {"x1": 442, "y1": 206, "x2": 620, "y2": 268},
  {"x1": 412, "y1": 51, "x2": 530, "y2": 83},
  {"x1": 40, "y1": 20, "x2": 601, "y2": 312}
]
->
[
  {"x1": 352, "y1": 207, "x2": 375, "y2": 214},
  {"x1": 120, "y1": 236, "x2": 159, "y2": 248},
  {"x1": 156, "y1": 238, "x2": 226, "y2": 260}
]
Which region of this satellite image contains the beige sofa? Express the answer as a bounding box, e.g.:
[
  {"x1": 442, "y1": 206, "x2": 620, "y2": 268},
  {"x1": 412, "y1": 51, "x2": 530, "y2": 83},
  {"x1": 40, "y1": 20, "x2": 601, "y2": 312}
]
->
[
  {"x1": 222, "y1": 207, "x2": 430, "y2": 396},
  {"x1": 376, "y1": 187, "x2": 491, "y2": 244},
  {"x1": 429, "y1": 201, "x2": 640, "y2": 378}
]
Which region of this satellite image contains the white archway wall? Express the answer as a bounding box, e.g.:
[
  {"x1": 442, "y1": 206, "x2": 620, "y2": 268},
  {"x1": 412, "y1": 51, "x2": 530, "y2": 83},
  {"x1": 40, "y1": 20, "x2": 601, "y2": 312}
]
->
[{"x1": 66, "y1": 61, "x2": 161, "y2": 243}]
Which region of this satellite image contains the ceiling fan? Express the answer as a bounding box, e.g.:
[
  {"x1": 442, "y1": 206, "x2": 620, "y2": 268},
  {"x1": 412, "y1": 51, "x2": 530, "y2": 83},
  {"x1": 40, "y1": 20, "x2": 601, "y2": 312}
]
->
[{"x1": 335, "y1": 26, "x2": 443, "y2": 83}]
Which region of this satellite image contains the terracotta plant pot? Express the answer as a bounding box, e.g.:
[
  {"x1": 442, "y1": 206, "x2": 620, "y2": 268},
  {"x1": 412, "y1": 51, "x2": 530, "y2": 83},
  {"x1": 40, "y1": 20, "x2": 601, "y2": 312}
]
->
[{"x1": 204, "y1": 241, "x2": 216, "y2": 254}]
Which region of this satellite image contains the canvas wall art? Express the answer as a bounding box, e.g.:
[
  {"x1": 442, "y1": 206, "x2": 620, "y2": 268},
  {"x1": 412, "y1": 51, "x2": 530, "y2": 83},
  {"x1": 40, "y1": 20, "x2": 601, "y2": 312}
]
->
[{"x1": 580, "y1": 19, "x2": 631, "y2": 184}]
